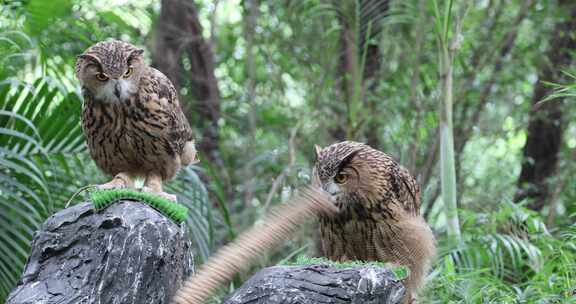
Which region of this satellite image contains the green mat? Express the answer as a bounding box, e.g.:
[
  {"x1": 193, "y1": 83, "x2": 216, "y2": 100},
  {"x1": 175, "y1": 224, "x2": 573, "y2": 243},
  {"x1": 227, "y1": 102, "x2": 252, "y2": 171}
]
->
[
  {"x1": 90, "y1": 188, "x2": 188, "y2": 224},
  {"x1": 282, "y1": 255, "x2": 409, "y2": 280}
]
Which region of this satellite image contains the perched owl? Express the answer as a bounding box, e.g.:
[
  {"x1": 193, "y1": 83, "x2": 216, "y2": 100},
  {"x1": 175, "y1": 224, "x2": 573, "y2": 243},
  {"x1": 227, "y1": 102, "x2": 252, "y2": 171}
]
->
[
  {"x1": 313, "y1": 141, "x2": 436, "y2": 303},
  {"x1": 76, "y1": 40, "x2": 197, "y2": 201}
]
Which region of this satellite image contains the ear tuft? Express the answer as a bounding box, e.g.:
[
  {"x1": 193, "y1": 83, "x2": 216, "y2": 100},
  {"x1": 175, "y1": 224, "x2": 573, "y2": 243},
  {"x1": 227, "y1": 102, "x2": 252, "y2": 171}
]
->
[
  {"x1": 77, "y1": 54, "x2": 100, "y2": 64},
  {"x1": 336, "y1": 149, "x2": 361, "y2": 172},
  {"x1": 131, "y1": 48, "x2": 144, "y2": 57},
  {"x1": 314, "y1": 145, "x2": 322, "y2": 161}
]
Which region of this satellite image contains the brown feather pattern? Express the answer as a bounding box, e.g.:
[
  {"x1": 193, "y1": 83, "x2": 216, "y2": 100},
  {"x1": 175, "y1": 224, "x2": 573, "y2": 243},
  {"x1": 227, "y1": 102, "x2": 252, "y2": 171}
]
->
[
  {"x1": 77, "y1": 40, "x2": 196, "y2": 186},
  {"x1": 81, "y1": 68, "x2": 193, "y2": 179},
  {"x1": 315, "y1": 141, "x2": 436, "y2": 303}
]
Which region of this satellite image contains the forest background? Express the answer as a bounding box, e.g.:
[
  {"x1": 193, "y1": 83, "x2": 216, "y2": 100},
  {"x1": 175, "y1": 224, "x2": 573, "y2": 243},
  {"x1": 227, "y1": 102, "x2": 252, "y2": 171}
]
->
[{"x1": 0, "y1": 0, "x2": 575, "y2": 302}]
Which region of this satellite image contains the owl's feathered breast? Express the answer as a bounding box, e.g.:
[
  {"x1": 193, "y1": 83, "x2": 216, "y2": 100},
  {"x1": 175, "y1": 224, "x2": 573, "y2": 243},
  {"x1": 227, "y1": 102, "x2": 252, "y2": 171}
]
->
[{"x1": 81, "y1": 66, "x2": 192, "y2": 178}]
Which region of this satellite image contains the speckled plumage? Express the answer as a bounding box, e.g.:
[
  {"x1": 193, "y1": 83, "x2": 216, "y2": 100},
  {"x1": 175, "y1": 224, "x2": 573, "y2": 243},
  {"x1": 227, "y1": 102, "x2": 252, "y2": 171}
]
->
[
  {"x1": 76, "y1": 40, "x2": 197, "y2": 200},
  {"x1": 314, "y1": 141, "x2": 436, "y2": 303}
]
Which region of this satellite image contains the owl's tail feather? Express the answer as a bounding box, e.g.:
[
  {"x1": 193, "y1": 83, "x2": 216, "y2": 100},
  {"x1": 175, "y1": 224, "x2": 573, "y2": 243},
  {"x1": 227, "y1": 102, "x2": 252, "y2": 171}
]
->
[
  {"x1": 171, "y1": 186, "x2": 337, "y2": 304},
  {"x1": 181, "y1": 141, "x2": 199, "y2": 165}
]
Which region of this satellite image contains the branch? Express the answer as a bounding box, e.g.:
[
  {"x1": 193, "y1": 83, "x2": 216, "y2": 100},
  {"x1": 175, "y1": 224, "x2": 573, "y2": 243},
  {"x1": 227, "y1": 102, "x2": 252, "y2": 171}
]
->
[{"x1": 263, "y1": 123, "x2": 301, "y2": 211}]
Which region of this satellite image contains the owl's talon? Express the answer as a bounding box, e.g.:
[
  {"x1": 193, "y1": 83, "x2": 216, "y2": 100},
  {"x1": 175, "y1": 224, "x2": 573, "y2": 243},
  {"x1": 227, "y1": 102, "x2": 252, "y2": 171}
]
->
[
  {"x1": 96, "y1": 183, "x2": 125, "y2": 191},
  {"x1": 156, "y1": 192, "x2": 178, "y2": 202},
  {"x1": 96, "y1": 173, "x2": 133, "y2": 190},
  {"x1": 140, "y1": 187, "x2": 178, "y2": 202}
]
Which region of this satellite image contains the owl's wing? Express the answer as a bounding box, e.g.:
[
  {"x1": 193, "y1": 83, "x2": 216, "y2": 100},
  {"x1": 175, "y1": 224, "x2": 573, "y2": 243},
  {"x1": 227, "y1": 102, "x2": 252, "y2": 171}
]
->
[
  {"x1": 395, "y1": 166, "x2": 421, "y2": 215},
  {"x1": 142, "y1": 68, "x2": 194, "y2": 155}
]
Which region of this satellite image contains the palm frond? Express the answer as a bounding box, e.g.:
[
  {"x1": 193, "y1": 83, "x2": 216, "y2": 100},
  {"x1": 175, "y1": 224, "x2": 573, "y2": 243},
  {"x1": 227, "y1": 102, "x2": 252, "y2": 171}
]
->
[
  {"x1": 167, "y1": 166, "x2": 214, "y2": 263},
  {"x1": 0, "y1": 111, "x2": 47, "y2": 299},
  {"x1": 0, "y1": 76, "x2": 89, "y2": 299},
  {"x1": 423, "y1": 201, "x2": 576, "y2": 302}
]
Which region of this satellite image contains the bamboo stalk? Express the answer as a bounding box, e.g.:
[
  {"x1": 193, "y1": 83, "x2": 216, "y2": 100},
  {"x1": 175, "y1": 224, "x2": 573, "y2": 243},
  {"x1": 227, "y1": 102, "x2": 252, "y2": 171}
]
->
[{"x1": 433, "y1": 0, "x2": 461, "y2": 241}]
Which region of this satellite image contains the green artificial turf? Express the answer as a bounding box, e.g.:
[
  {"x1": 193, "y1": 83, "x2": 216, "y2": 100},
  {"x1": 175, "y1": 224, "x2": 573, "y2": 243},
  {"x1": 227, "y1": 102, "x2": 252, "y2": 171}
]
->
[
  {"x1": 90, "y1": 188, "x2": 188, "y2": 224},
  {"x1": 283, "y1": 255, "x2": 409, "y2": 280}
]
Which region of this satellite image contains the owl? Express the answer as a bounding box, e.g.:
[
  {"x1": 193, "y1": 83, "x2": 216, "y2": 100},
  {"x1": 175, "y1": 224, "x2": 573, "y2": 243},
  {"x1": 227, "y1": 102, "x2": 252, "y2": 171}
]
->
[
  {"x1": 313, "y1": 141, "x2": 436, "y2": 303},
  {"x1": 75, "y1": 40, "x2": 197, "y2": 201}
]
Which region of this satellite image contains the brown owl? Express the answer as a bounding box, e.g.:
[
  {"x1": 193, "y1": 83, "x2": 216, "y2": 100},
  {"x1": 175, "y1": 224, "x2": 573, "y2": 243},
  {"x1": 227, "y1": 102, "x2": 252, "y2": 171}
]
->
[
  {"x1": 313, "y1": 141, "x2": 436, "y2": 303},
  {"x1": 76, "y1": 40, "x2": 197, "y2": 201}
]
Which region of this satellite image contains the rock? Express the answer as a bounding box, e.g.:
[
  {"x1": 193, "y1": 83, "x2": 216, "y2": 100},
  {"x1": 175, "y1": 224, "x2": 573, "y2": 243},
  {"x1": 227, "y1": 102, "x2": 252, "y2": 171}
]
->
[
  {"x1": 7, "y1": 200, "x2": 193, "y2": 304},
  {"x1": 223, "y1": 264, "x2": 405, "y2": 304}
]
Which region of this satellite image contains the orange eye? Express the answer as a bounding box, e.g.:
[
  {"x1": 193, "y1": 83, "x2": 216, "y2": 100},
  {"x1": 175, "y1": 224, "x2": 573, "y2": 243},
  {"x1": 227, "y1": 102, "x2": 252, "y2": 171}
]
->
[
  {"x1": 96, "y1": 73, "x2": 108, "y2": 81},
  {"x1": 123, "y1": 67, "x2": 133, "y2": 78},
  {"x1": 334, "y1": 173, "x2": 348, "y2": 184}
]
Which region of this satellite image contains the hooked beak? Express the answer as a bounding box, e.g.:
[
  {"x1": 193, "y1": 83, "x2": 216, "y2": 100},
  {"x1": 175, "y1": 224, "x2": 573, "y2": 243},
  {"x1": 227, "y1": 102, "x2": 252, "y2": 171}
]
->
[
  {"x1": 324, "y1": 182, "x2": 341, "y2": 198},
  {"x1": 113, "y1": 81, "x2": 121, "y2": 99}
]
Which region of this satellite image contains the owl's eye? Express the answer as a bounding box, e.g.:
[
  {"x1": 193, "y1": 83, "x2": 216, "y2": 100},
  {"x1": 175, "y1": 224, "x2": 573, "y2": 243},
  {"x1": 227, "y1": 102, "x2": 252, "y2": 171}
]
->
[
  {"x1": 334, "y1": 173, "x2": 348, "y2": 184},
  {"x1": 123, "y1": 67, "x2": 134, "y2": 78},
  {"x1": 96, "y1": 73, "x2": 108, "y2": 81}
]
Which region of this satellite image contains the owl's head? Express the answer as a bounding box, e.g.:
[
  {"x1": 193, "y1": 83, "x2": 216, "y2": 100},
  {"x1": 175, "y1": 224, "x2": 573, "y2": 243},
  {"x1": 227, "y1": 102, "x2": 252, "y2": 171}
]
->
[
  {"x1": 76, "y1": 40, "x2": 145, "y2": 103},
  {"x1": 313, "y1": 141, "x2": 393, "y2": 208}
]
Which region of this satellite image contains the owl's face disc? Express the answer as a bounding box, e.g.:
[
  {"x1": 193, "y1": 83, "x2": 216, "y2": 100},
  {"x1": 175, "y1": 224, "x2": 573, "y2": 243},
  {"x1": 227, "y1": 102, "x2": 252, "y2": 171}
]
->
[
  {"x1": 76, "y1": 40, "x2": 145, "y2": 103},
  {"x1": 313, "y1": 141, "x2": 371, "y2": 207}
]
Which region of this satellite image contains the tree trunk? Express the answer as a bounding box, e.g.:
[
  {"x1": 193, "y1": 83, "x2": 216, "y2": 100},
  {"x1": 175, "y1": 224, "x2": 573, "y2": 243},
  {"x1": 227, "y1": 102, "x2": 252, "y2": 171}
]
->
[
  {"x1": 515, "y1": 3, "x2": 576, "y2": 211},
  {"x1": 152, "y1": 0, "x2": 222, "y2": 165},
  {"x1": 223, "y1": 264, "x2": 405, "y2": 304},
  {"x1": 333, "y1": 5, "x2": 358, "y2": 141},
  {"x1": 333, "y1": 0, "x2": 389, "y2": 144},
  {"x1": 241, "y1": 0, "x2": 259, "y2": 207},
  {"x1": 7, "y1": 201, "x2": 193, "y2": 304}
]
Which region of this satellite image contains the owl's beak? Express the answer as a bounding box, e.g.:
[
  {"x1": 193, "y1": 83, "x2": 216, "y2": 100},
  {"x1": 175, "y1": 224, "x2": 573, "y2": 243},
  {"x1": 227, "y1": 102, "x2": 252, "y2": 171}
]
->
[
  {"x1": 113, "y1": 81, "x2": 121, "y2": 99},
  {"x1": 324, "y1": 182, "x2": 341, "y2": 198}
]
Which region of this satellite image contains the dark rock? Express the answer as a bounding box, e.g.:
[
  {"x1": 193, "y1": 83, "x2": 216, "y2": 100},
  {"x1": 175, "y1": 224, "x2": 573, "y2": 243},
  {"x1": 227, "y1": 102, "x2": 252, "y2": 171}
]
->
[
  {"x1": 7, "y1": 200, "x2": 193, "y2": 304},
  {"x1": 223, "y1": 264, "x2": 405, "y2": 304}
]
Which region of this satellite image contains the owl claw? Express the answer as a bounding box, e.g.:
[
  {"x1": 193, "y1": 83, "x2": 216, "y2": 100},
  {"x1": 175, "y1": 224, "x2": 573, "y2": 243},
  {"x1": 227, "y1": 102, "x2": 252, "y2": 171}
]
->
[
  {"x1": 96, "y1": 173, "x2": 133, "y2": 190},
  {"x1": 96, "y1": 179, "x2": 128, "y2": 190},
  {"x1": 96, "y1": 183, "x2": 126, "y2": 191},
  {"x1": 140, "y1": 187, "x2": 178, "y2": 202}
]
